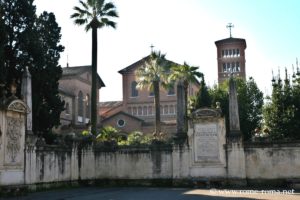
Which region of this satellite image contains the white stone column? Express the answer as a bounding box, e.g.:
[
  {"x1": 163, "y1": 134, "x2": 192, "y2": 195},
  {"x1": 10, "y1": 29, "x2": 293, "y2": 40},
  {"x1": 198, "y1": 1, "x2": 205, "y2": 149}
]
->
[{"x1": 21, "y1": 66, "x2": 33, "y2": 134}]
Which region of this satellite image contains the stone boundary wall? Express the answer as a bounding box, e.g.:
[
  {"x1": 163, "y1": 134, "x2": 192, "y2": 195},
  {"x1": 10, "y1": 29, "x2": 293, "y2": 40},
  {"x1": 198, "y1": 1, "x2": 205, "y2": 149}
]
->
[
  {"x1": 25, "y1": 143, "x2": 175, "y2": 186},
  {"x1": 244, "y1": 141, "x2": 300, "y2": 185},
  {"x1": 21, "y1": 141, "x2": 300, "y2": 188}
]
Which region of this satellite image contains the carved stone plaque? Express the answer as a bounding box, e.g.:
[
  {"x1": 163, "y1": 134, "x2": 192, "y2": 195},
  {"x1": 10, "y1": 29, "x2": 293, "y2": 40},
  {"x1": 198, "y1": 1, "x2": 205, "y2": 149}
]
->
[
  {"x1": 5, "y1": 117, "x2": 23, "y2": 165},
  {"x1": 194, "y1": 123, "x2": 219, "y2": 162}
]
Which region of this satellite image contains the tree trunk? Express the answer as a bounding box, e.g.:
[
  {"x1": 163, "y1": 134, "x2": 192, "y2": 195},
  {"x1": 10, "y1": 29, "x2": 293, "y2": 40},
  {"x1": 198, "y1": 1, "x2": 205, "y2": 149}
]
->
[
  {"x1": 91, "y1": 25, "x2": 98, "y2": 135},
  {"x1": 153, "y1": 80, "x2": 161, "y2": 134},
  {"x1": 183, "y1": 81, "x2": 188, "y2": 132},
  {"x1": 176, "y1": 80, "x2": 185, "y2": 134}
]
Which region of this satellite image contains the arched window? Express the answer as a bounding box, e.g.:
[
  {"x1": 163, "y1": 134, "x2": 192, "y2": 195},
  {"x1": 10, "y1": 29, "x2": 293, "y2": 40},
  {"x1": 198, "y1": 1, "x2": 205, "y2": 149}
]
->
[
  {"x1": 167, "y1": 81, "x2": 175, "y2": 95},
  {"x1": 143, "y1": 106, "x2": 147, "y2": 116},
  {"x1": 131, "y1": 81, "x2": 138, "y2": 97},
  {"x1": 133, "y1": 107, "x2": 137, "y2": 115},
  {"x1": 164, "y1": 105, "x2": 169, "y2": 115},
  {"x1": 86, "y1": 94, "x2": 90, "y2": 119},
  {"x1": 78, "y1": 91, "x2": 83, "y2": 117},
  {"x1": 65, "y1": 102, "x2": 70, "y2": 114},
  {"x1": 138, "y1": 106, "x2": 142, "y2": 116},
  {"x1": 148, "y1": 106, "x2": 153, "y2": 115},
  {"x1": 169, "y1": 105, "x2": 175, "y2": 114}
]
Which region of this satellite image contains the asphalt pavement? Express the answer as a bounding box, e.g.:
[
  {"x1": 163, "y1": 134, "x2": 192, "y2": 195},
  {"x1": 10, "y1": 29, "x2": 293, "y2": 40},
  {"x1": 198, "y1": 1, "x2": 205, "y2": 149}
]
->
[{"x1": 2, "y1": 187, "x2": 299, "y2": 200}]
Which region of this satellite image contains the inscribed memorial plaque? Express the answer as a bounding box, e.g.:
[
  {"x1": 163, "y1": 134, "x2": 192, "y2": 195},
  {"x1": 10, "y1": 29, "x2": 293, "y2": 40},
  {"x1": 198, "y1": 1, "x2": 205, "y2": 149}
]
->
[{"x1": 194, "y1": 123, "x2": 219, "y2": 162}]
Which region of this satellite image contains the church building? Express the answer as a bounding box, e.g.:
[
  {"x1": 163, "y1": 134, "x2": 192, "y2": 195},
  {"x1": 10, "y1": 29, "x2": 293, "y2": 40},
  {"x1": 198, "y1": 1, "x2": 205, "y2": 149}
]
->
[
  {"x1": 100, "y1": 55, "x2": 200, "y2": 136},
  {"x1": 57, "y1": 65, "x2": 105, "y2": 132}
]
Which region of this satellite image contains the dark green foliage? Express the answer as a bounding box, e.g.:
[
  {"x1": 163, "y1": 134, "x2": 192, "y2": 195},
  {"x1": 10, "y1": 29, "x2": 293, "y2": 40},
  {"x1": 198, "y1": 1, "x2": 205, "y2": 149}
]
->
[
  {"x1": 0, "y1": 10, "x2": 6, "y2": 84},
  {"x1": 237, "y1": 77, "x2": 264, "y2": 140},
  {"x1": 264, "y1": 69, "x2": 300, "y2": 140},
  {"x1": 30, "y1": 12, "x2": 65, "y2": 133},
  {"x1": 195, "y1": 75, "x2": 211, "y2": 108},
  {"x1": 208, "y1": 78, "x2": 264, "y2": 140},
  {"x1": 209, "y1": 82, "x2": 229, "y2": 133},
  {"x1": 1, "y1": 0, "x2": 36, "y2": 89},
  {"x1": 1, "y1": 0, "x2": 64, "y2": 133}
]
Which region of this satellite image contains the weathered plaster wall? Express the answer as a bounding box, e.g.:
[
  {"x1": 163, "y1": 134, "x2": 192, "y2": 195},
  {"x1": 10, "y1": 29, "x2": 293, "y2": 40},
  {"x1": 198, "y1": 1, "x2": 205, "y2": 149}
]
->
[
  {"x1": 15, "y1": 141, "x2": 300, "y2": 187},
  {"x1": 245, "y1": 142, "x2": 300, "y2": 180},
  {"x1": 25, "y1": 145, "x2": 174, "y2": 185}
]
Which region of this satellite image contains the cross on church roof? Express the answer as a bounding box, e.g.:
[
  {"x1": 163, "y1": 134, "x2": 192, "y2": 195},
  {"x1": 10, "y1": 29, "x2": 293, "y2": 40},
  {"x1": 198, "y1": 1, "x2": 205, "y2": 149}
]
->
[
  {"x1": 150, "y1": 44, "x2": 154, "y2": 53},
  {"x1": 226, "y1": 23, "x2": 234, "y2": 38}
]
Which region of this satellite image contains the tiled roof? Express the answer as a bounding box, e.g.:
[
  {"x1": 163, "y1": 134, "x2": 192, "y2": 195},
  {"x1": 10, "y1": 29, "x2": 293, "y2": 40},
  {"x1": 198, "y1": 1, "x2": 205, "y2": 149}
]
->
[
  {"x1": 99, "y1": 101, "x2": 123, "y2": 108},
  {"x1": 62, "y1": 65, "x2": 105, "y2": 87}
]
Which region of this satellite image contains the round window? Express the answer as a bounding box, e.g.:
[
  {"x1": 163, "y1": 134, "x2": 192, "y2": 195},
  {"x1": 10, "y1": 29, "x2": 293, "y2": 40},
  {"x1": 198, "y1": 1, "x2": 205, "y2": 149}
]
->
[{"x1": 117, "y1": 119, "x2": 125, "y2": 127}]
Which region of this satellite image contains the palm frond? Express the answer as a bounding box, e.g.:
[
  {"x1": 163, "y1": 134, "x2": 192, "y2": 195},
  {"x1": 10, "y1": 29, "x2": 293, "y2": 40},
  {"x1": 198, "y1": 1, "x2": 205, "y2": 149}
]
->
[
  {"x1": 101, "y1": 19, "x2": 117, "y2": 28},
  {"x1": 73, "y1": 6, "x2": 89, "y2": 15},
  {"x1": 102, "y1": 2, "x2": 116, "y2": 12},
  {"x1": 79, "y1": 0, "x2": 89, "y2": 10},
  {"x1": 87, "y1": 0, "x2": 96, "y2": 7},
  {"x1": 74, "y1": 18, "x2": 88, "y2": 26},
  {"x1": 85, "y1": 23, "x2": 92, "y2": 31},
  {"x1": 70, "y1": 13, "x2": 81, "y2": 19},
  {"x1": 104, "y1": 10, "x2": 119, "y2": 18}
]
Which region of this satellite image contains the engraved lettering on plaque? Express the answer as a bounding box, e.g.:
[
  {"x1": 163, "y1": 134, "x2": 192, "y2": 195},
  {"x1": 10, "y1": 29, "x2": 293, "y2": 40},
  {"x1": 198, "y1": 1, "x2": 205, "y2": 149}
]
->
[{"x1": 194, "y1": 124, "x2": 219, "y2": 162}]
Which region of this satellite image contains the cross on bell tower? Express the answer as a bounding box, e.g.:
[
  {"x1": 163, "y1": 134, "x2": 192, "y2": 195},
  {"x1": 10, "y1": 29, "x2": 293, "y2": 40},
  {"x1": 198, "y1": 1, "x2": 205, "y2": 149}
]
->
[{"x1": 226, "y1": 23, "x2": 234, "y2": 38}]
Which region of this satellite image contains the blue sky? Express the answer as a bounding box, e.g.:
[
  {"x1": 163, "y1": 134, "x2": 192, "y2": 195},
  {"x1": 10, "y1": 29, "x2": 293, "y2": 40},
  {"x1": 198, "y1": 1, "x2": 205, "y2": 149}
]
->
[{"x1": 34, "y1": 0, "x2": 300, "y2": 101}]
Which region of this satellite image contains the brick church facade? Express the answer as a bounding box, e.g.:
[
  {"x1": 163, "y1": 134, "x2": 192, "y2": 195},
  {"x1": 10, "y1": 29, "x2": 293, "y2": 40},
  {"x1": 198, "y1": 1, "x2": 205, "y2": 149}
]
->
[
  {"x1": 56, "y1": 65, "x2": 105, "y2": 133},
  {"x1": 100, "y1": 55, "x2": 200, "y2": 136}
]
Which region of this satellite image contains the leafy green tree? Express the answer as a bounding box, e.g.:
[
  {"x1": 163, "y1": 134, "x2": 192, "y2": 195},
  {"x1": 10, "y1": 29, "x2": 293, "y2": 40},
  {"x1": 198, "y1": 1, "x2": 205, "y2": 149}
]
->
[
  {"x1": 209, "y1": 82, "x2": 229, "y2": 132},
  {"x1": 135, "y1": 51, "x2": 169, "y2": 135},
  {"x1": 209, "y1": 77, "x2": 264, "y2": 140},
  {"x1": 30, "y1": 12, "x2": 65, "y2": 133},
  {"x1": 0, "y1": 9, "x2": 6, "y2": 85},
  {"x1": 264, "y1": 69, "x2": 299, "y2": 140},
  {"x1": 292, "y1": 67, "x2": 300, "y2": 138},
  {"x1": 1, "y1": 0, "x2": 36, "y2": 90},
  {"x1": 71, "y1": 0, "x2": 118, "y2": 135},
  {"x1": 2, "y1": 0, "x2": 65, "y2": 133},
  {"x1": 237, "y1": 77, "x2": 264, "y2": 140},
  {"x1": 195, "y1": 75, "x2": 211, "y2": 109}
]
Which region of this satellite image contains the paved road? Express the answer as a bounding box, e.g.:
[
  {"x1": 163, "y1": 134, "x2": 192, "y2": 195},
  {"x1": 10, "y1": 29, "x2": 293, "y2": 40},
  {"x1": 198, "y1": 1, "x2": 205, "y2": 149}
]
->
[{"x1": 2, "y1": 187, "x2": 299, "y2": 200}]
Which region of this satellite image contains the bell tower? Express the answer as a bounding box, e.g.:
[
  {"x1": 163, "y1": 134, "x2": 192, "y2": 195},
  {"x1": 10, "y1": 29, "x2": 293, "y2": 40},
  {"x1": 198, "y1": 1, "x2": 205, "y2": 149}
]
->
[{"x1": 215, "y1": 23, "x2": 247, "y2": 84}]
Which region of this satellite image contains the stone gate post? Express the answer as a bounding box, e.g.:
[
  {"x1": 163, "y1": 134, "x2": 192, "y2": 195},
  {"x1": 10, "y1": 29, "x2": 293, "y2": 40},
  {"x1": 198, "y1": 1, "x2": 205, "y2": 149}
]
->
[{"x1": 0, "y1": 98, "x2": 28, "y2": 186}]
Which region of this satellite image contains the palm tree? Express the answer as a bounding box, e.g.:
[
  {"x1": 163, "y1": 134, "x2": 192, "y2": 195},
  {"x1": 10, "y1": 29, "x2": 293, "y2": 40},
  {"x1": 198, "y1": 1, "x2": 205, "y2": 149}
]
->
[
  {"x1": 135, "y1": 51, "x2": 169, "y2": 135},
  {"x1": 169, "y1": 62, "x2": 203, "y2": 134},
  {"x1": 71, "y1": 0, "x2": 118, "y2": 134}
]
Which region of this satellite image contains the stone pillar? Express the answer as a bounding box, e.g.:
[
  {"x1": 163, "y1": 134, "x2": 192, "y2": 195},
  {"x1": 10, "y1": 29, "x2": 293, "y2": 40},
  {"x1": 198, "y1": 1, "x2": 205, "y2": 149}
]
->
[
  {"x1": 226, "y1": 76, "x2": 246, "y2": 186},
  {"x1": 228, "y1": 76, "x2": 241, "y2": 136},
  {"x1": 21, "y1": 67, "x2": 33, "y2": 134}
]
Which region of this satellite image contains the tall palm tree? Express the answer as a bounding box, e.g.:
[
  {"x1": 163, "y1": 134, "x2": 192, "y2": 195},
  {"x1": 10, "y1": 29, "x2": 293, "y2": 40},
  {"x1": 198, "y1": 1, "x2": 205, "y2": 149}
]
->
[
  {"x1": 71, "y1": 0, "x2": 118, "y2": 134},
  {"x1": 135, "y1": 51, "x2": 169, "y2": 135},
  {"x1": 169, "y1": 62, "x2": 203, "y2": 134}
]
